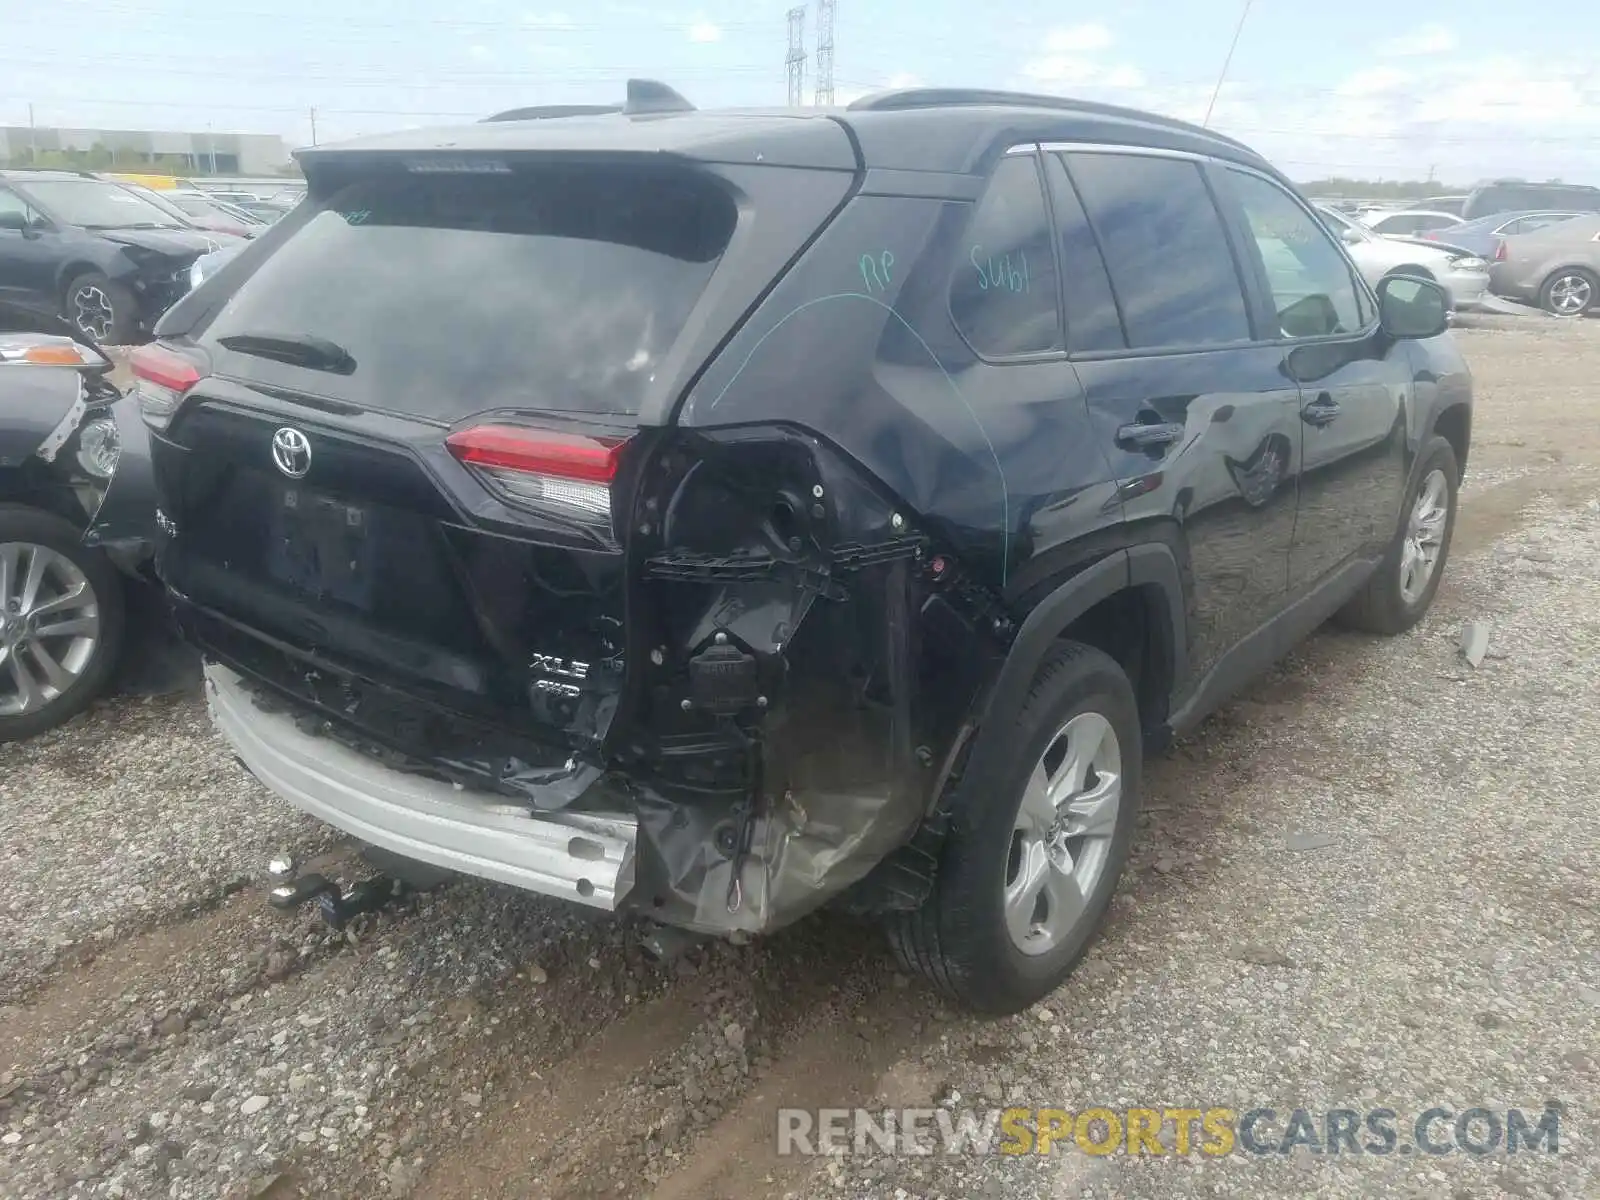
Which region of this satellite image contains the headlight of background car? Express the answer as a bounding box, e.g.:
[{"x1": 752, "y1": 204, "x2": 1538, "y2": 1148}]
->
[
  {"x1": 1449, "y1": 255, "x2": 1489, "y2": 271},
  {"x1": 75, "y1": 415, "x2": 122, "y2": 479}
]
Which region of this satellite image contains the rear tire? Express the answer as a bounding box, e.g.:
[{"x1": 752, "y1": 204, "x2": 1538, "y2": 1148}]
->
[
  {"x1": 1538, "y1": 268, "x2": 1596, "y2": 317},
  {"x1": 885, "y1": 642, "x2": 1141, "y2": 1014},
  {"x1": 61, "y1": 271, "x2": 139, "y2": 345},
  {"x1": 1336, "y1": 436, "x2": 1459, "y2": 636},
  {"x1": 0, "y1": 506, "x2": 126, "y2": 743}
]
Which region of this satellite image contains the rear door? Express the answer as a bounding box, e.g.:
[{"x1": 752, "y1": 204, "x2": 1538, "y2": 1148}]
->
[
  {"x1": 1049, "y1": 148, "x2": 1302, "y2": 682},
  {"x1": 1216, "y1": 166, "x2": 1409, "y2": 591}
]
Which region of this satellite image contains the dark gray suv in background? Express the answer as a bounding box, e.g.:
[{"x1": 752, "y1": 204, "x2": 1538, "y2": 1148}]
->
[{"x1": 138, "y1": 83, "x2": 1472, "y2": 1013}]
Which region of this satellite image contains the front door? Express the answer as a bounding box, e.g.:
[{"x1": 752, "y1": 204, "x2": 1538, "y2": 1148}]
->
[{"x1": 1217, "y1": 167, "x2": 1410, "y2": 591}]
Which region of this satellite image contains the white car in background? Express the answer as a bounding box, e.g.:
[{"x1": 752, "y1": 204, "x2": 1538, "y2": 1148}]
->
[
  {"x1": 1316, "y1": 204, "x2": 1489, "y2": 309},
  {"x1": 1359, "y1": 208, "x2": 1465, "y2": 238}
]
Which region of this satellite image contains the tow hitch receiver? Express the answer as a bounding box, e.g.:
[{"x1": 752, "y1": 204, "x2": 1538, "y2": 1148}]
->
[{"x1": 265, "y1": 855, "x2": 413, "y2": 930}]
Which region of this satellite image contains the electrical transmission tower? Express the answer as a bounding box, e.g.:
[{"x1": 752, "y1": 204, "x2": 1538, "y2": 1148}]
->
[
  {"x1": 814, "y1": 0, "x2": 836, "y2": 106},
  {"x1": 785, "y1": 6, "x2": 807, "y2": 108}
]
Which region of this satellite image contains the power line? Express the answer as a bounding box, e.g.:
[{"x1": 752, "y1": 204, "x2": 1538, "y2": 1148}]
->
[{"x1": 1203, "y1": 0, "x2": 1255, "y2": 128}]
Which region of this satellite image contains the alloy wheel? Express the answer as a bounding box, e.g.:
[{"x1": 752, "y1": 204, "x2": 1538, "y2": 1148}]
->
[
  {"x1": 71, "y1": 285, "x2": 116, "y2": 342},
  {"x1": 1399, "y1": 469, "x2": 1449, "y2": 606},
  {"x1": 1004, "y1": 710, "x2": 1122, "y2": 956},
  {"x1": 0, "y1": 542, "x2": 102, "y2": 717},
  {"x1": 1547, "y1": 274, "x2": 1592, "y2": 316}
]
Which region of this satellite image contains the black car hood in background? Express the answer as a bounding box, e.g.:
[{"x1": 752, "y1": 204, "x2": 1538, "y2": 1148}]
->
[
  {"x1": 98, "y1": 226, "x2": 243, "y2": 257},
  {"x1": 0, "y1": 365, "x2": 84, "y2": 466}
]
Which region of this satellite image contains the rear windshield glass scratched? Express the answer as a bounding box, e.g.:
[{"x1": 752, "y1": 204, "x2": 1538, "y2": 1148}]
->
[{"x1": 203, "y1": 164, "x2": 737, "y2": 418}]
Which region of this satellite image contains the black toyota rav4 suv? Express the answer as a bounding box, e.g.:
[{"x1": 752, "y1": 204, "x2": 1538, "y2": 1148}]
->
[{"x1": 141, "y1": 83, "x2": 1471, "y2": 1013}]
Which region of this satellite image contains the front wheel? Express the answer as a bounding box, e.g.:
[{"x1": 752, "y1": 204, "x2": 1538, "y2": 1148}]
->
[
  {"x1": 1539, "y1": 268, "x2": 1596, "y2": 317},
  {"x1": 0, "y1": 506, "x2": 126, "y2": 742},
  {"x1": 61, "y1": 272, "x2": 139, "y2": 345},
  {"x1": 1336, "y1": 436, "x2": 1459, "y2": 636},
  {"x1": 885, "y1": 642, "x2": 1141, "y2": 1014}
]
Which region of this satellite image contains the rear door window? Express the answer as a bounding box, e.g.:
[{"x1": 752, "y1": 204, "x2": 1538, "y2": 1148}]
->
[
  {"x1": 1041, "y1": 154, "x2": 1125, "y2": 352},
  {"x1": 202, "y1": 162, "x2": 737, "y2": 417},
  {"x1": 948, "y1": 151, "x2": 1064, "y2": 358},
  {"x1": 1062, "y1": 152, "x2": 1252, "y2": 349}
]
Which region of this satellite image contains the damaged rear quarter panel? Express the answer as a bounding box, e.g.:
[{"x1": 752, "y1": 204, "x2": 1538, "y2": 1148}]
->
[
  {"x1": 619, "y1": 187, "x2": 1114, "y2": 934},
  {"x1": 623, "y1": 425, "x2": 1005, "y2": 934}
]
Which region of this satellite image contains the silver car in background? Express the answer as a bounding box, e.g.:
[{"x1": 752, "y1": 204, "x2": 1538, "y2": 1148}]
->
[
  {"x1": 1489, "y1": 214, "x2": 1600, "y2": 317},
  {"x1": 1315, "y1": 205, "x2": 1491, "y2": 310}
]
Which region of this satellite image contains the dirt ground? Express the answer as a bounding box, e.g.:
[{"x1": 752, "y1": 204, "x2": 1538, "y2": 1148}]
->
[{"x1": 3, "y1": 313, "x2": 1597, "y2": 1200}]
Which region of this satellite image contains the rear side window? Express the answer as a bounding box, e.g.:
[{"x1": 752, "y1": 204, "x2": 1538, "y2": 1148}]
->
[
  {"x1": 948, "y1": 152, "x2": 1063, "y2": 358},
  {"x1": 203, "y1": 163, "x2": 736, "y2": 417},
  {"x1": 1064, "y1": 152, "x2": 1251, "y2": 349}
]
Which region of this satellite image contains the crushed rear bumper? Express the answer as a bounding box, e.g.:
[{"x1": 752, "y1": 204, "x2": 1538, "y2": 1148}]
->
[{"x1": 205, "y1": 663, "x2": 638, "y2": 910}]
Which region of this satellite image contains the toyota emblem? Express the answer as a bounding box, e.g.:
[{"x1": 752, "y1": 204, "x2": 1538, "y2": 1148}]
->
[{"x1": 271, "y1": 427, "x2": 312, "y2": 479}]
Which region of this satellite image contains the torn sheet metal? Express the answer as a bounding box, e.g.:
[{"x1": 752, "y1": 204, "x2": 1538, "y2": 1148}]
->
[
  {"x1": 0, "y1": 362, "x2": 86, "y2": 467},
  {"x1": 84, "y1": 393, "x2": 160, "y2": 554}
]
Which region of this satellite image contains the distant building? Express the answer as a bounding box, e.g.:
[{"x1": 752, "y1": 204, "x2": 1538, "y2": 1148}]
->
[{"x1": 0, "y1": 125, "x2": 291, "y2": 176}]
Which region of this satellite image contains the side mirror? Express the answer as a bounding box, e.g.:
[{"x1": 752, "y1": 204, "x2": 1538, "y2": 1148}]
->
[
  {"x1": 1378, "y1": 274, "x2": 1450, "y2": 339},
  {"x1": 1339, "y1": 227, "x2": 1363, "y2": 245},
  {"x1": 0, "y1": 210, "x2": 26, "y2": 232}
]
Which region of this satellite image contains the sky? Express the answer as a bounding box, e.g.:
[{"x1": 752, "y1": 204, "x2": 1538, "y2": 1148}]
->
[{"x1": 5, "y1": 0, "x2": 1600, "y2": 184}]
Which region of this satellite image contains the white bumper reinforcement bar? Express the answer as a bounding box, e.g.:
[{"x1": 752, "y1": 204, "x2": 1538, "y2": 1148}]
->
[{"x1": 205, "y1": 664, "x2": 637, "y2": 910}]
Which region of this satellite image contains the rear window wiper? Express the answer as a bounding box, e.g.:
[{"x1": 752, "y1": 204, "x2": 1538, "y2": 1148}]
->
[{"x1": 217, "y1": 331, "x2": 357, "y2": 375}]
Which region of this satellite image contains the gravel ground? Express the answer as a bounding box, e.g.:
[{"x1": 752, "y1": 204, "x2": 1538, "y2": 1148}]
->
[{"x1": 2, "y1": 315, "x2": 1596, "y2": 1200}]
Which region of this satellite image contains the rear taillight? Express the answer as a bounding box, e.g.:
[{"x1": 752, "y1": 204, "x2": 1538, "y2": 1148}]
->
[
  {"x1": 1494, "y1": 239, "x2": 1507, "y2": 261},
  {"x1": 131, "y1": 343, "x2": 205, "y2": 432},
  {"x1": 446, "y1": 425, "x2": 628, "y2": 525}
]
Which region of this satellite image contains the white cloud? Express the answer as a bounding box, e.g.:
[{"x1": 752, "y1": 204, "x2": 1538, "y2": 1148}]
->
[
  {"x1": 1020, "y1": 24, "x2": 1143, "y2": 93},
  {"x1": 1042, "y1": 23, "x2": 1114, "y2": 54},
  {"x1": 1379, "y1": 24, "x2": 1458, "y2": 57},
  {"x1": 1337, "y1": 67, "x2": 1409, "y2": 97},
  {"x1": 521, "y1": 10, "x2": 576, "y2": 30},
  {"x1": 467, "y1": 44, "x2": 492, "y2": 61},
  {"x1": 687, "y1": 19, "x2": 722, "y2": 44}
]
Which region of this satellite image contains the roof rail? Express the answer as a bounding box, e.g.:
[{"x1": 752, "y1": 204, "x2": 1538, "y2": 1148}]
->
[
  {"x1": 623, "y1": 78, "x2": 695, "y2": 116},
  {"x1": 1, "y1": 165, "x2": 100, "y2": 179},
  {"x1": 847, "y1": 87, "x2": 1256, "y2": 151},
  {"x1": 482, "y1": 104, "x2": 622, "y2": 123}
]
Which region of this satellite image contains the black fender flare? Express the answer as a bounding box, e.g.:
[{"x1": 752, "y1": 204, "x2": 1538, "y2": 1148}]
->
[{"x1": 954, "y1": 543, "x2": 1186, "y2": 811}]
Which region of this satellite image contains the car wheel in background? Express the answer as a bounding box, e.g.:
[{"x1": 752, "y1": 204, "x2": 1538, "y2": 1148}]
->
[
  {"x1": 1538, "y1": 268, "x2": 1597, "y2": 317},
  {"x1": 1335, "y1": 435, "x2": 1460, "y2": 636},
  {"x1": 885, "y1": 642, "x2": 1141, "y2": 1014},
  {"x1": 61, "y1": 272, "x2": 139, "y2": 345},
  {"x1": 0, "y1": 506, "x2": 126, "y2": 742}
]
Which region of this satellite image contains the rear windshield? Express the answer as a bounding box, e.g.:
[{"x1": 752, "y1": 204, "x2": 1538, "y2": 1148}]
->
[
  {"x1": 1469, "y1": 186, "x2": 1600, "y2": 217},
  {"x1": 203, "y1": 162, "x2": 737, "y2": 417}
]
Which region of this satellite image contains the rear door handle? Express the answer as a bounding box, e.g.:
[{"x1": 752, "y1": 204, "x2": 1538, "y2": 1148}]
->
[
  {"x1": 1115, "y1": 421, "x2": 1186, "y2": 451},
  {"x1": 1301, "y1": 393, "x2": 1341, "y2": 426}
]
